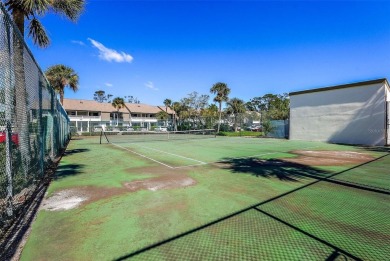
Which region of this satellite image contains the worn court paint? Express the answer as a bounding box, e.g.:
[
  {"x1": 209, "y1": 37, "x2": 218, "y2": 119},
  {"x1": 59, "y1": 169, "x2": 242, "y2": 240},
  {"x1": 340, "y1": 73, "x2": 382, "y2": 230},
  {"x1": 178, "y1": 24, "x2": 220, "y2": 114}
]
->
[{"x1": 290, "y1": 80, "x2": 389, "y2": 146}]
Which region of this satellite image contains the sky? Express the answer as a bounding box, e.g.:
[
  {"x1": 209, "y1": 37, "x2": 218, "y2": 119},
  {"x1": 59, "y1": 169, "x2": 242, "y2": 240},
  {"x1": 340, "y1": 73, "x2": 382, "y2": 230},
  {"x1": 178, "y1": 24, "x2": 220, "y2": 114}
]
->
[{"x1": 24, "y1": 0, "x2": 390, "y2": 106}]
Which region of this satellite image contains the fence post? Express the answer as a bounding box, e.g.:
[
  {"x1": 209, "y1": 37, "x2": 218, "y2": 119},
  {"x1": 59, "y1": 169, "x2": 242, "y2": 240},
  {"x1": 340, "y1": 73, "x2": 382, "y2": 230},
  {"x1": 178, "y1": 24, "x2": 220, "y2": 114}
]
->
[
  {"x1": 38, "y1": 79, "x2": 44, "y2": 176},
  {"x1": 4, "y1": 17, "x2": 13, "y2": 216},
  {"x1": 50, "y1": 89, "x2": 55, "y2": 160}
]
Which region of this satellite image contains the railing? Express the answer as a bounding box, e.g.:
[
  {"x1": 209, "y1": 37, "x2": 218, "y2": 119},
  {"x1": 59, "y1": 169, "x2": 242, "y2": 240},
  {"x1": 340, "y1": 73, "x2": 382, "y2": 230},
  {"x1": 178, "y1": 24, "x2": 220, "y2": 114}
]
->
[
  {"x1": 130, "y1": 117, "x2": 159, "y2": 122},
  {"x1": 68, "y1": 115, "x2": 101, "y2": 120}
]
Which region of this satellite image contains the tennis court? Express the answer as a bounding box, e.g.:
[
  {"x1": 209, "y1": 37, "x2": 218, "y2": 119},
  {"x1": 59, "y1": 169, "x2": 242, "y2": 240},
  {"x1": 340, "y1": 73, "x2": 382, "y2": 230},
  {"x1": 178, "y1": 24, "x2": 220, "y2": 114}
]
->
[{"x1": 20, "y1": 134, "x2": 390, "y2": 260}]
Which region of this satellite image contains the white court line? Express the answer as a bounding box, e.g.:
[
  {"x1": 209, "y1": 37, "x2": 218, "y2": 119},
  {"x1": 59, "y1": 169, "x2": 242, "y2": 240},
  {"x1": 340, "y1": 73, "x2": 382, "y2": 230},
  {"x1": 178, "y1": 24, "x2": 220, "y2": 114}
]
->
[
  {"x1": 111, "y1": 143, "x2": 174, "y2": 169},
  {"x1": 173, "y1": 163, "x2": 208, "y2": 169},
  {"x1": 111, "y1": 142, "x2": 320, "y2": 170},
  {"x1": 135, "y1": 144, "x2": 207, "y2": 164}
]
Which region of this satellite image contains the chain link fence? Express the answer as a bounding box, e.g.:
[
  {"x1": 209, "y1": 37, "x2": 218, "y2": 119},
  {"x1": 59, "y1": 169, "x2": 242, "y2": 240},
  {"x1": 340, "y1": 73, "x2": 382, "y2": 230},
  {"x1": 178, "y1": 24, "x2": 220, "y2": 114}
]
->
[{"x1": 0, "y1": 3, "x2": 70, "y2": 236}]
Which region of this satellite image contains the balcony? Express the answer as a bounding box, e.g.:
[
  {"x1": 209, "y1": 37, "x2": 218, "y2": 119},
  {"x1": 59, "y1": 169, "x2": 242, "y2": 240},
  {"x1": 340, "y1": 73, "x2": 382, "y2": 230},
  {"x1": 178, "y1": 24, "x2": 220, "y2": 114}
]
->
[
  {"x1": 130, "y1": 117, "x2": 158, "y2": 123},
  {"x1": 68, "y1": 115, "x2": 101, "y2": 121}
]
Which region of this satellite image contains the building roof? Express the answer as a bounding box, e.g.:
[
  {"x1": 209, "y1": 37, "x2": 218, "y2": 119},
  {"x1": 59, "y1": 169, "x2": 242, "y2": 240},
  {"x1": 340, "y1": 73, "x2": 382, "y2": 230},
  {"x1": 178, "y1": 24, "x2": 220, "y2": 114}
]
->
[
  {"x1": 157, "y1": 106, "x2": 176, "y2": 114},
  {"x1": 63, "y1": 98, "x2": 174, "y2": 114},
  {"x1": 289, "y1": 78, "x2": 389, "y2": 96}
]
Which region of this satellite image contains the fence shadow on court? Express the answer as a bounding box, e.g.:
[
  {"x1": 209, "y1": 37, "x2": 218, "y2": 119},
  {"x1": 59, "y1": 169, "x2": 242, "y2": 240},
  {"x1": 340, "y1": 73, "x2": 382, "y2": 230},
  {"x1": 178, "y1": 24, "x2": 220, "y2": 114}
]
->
[
  {"x1": 112, "y1": 154, "x2": 390, "y2": 261},
  {"x1": 358, "y1": 146, "x2": 390, "y2": 154},
  {"x1": 218, "y1": 157, "x2": 330, "y2": 182},
  {"x1": 63, "y1": 148, "x2": 90, "y2": 156},
  {"x1": 53, "y1": 163, "x2": 85, "y2": 180}
]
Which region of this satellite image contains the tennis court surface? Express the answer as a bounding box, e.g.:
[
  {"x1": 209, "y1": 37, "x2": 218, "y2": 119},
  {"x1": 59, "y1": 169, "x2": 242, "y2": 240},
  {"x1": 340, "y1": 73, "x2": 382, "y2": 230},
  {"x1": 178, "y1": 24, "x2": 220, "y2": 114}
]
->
[{"x1": 20, "y1": 135, "x2": 390, "y2": 260}]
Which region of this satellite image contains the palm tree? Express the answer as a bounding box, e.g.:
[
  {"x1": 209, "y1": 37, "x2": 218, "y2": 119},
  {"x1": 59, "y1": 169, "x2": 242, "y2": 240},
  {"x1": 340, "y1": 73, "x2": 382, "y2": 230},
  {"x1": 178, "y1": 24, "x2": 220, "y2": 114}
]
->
[
  {"x1": 5, "y1": 0, "x2": 85, "y2": 47},
  {"x1": 163, "y1": 98, "x2": 172, "y2": 128},
  {"x1": 163, "y1": 98, "x2": 172, "y2": 112},
  {"x1": 45, "y1": 65, "x2": 79, "y2": 105},
  {"x1": 210, "y1": 82, "x2": 230, "y2": 133},
  {"x1": 111, "y1": 97, "x2": 125, "y2": 126},
  {"x1": 226, "y1": 98, "x2": 246, "y2": 132},
  {"x1": 172, "y1": 101, "x2": 181, "y2": 131}
]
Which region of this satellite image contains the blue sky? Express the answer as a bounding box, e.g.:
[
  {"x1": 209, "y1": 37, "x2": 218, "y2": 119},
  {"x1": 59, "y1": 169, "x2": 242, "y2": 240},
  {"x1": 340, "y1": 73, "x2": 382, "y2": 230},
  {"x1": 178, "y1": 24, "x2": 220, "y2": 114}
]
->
[{"x1": 27, "y1": 0, "x2": 390, "y2": 105}]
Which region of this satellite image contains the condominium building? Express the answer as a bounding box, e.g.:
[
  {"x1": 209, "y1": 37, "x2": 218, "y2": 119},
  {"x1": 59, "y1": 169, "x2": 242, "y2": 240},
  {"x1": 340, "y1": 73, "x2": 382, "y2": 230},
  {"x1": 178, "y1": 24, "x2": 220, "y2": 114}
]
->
[{"x1": 62, "y1": 98, "x2": 175, "y2": 132}]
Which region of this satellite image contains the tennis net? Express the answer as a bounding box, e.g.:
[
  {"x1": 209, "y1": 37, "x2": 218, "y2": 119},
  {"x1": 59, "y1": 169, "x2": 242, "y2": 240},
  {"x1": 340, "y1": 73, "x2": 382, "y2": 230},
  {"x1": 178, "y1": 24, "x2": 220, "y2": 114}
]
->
[{"x1": 101, "y1": 129, "x2": 216, "y2": 144}]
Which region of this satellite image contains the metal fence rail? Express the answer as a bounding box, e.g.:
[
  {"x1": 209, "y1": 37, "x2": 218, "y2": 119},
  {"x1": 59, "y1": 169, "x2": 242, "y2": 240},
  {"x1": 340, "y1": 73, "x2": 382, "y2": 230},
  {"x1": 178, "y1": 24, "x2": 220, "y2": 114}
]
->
[{"x1": 0, "y1": 3, "x2": 70, "y2": 236}]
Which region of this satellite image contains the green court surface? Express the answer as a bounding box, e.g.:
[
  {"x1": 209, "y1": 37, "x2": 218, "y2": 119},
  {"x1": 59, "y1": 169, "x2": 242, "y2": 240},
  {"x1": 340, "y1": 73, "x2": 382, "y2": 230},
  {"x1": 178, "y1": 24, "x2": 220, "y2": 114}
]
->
[{"x1": 20, "y1": 136, "x2": 390, "y2": 260}]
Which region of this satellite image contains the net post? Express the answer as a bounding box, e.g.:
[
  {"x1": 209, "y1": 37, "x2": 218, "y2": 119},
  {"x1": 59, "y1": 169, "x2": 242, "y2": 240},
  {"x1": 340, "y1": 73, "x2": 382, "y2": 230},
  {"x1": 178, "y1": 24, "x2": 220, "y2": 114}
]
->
[{"x1": 103, "y1": 130, "x2": 110, "y2": 143}]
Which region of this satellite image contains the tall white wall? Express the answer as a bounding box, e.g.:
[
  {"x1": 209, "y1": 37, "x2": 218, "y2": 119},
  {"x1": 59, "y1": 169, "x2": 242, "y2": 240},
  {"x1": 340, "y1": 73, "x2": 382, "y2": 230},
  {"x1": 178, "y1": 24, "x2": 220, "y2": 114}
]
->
[{"x1": 290, "y1": 83, "x2": 387, "y2": 146}]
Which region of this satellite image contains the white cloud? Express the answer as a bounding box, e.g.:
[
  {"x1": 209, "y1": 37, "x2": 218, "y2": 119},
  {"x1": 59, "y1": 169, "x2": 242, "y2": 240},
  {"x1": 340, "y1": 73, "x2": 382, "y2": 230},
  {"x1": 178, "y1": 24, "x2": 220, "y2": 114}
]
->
[
  {"x1": 144, "y1": 81, "x2": 158, "y2": 91},
  {"x1": 71, "y1": 40, "x2": 85, "y2": 46},
  {"x1": 88, "y1": 38, "x2": 133, "y2": 63},
  {"x1": 105, "y1": 82, "x2": 113, "y2": 87}
]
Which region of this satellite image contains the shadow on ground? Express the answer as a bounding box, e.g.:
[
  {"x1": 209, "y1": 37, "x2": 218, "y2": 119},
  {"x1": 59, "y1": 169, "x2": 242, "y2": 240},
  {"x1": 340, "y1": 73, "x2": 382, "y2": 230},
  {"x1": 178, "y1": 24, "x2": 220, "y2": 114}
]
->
[
  {"x1": 63, "y1": 148, "x2": 90, "y2": 156},
  {"x1": 53, "y1": 163, "x2": 85, "y2": 180},
  {"x1": 217, "y1": 157, "x2": 330, "y2": 181},
  {"x1": 358, "y1": 146, "x2": 390, "y2": 154}
]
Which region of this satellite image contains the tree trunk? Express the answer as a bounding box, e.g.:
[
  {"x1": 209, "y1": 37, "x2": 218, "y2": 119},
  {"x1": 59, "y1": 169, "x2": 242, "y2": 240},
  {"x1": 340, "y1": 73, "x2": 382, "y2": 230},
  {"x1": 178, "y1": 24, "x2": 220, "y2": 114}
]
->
[
  {"x1": 173, "y1": 113, "x2": 177, "y2": 131},
  {"x1": 217, "y1": 102, "x2": 222, "y2": 133},
  {"x1": 123, "y1": 104, "x2": 132, "y2": 128},
  {"x1": 13, "y1": 9, "x2": 31, "y2": 179},
  {"x1": 59, "y1": 89, "x2": 64, "y2": 105}
]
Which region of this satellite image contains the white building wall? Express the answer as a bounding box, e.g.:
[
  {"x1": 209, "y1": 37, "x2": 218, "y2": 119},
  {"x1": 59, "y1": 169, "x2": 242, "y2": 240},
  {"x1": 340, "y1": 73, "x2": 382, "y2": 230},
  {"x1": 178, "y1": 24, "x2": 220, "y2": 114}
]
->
[
  {"x1": 290, "y1": 82, "x2": 387, "y2": 146},
  {"x1": 386, "y1": 83, "x2": 390, "y2": 101}
]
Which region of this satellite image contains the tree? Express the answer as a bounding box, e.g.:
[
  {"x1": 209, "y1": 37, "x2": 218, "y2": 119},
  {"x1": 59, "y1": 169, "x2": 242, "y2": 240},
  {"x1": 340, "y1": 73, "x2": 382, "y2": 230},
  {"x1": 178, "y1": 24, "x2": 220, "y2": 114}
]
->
[
  {"x1": 94, "y1": 90, "x2": 107, "y2": 103},
  {"x1": 111, "y1": 97, "x2": 125, "y2": 126},
  {"x1": 124, "y1": 95, "x2": 140, "y2": 104},
  {"x1": 246, "y1": 93, "x2": 290, "y2": 121},
  {"x1": 171, "y1": 101, "x2": 181, "y2": 131},
  {"x1": 5, "y1": 0, "x2": 85, "y2": 47},
  {"x1": 107, "y1": 94, "x2": 113, "y2": 103},
  {"x1": 210, "y1": 82, "x2": 230, "y2": 133},
  {"x1": 262, "y1": 119, "x2": 275, "y2": 137},
  {"x1": 163, "y1": 98, "x2": 172, "y2": 127},
  {"x1": 226, "y1": 98, "x2": 246, "y2": 131},
  {"x1": 163, "y1": 98, "x2": 172, "y2": 112},
  {"x1": 201, "y1": 104, "x2": 219, "y2": 129},
  {"x1": 155, "y1": 111, "x2": 169, "y2": 121},
  {"x1": 45, "y1": 65, "x2": 79, "y2": 105},
  {"x1": 180, "y1": 92, "x2": 209, "y2": 129}
]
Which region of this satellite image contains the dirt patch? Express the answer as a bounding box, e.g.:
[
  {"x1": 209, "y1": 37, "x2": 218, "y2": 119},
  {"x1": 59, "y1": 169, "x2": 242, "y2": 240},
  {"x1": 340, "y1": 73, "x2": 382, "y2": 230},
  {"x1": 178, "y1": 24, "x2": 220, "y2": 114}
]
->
[
  {"x1": 42, "y1": 167, "x2": 197, "y2": 211},
  {"x1": 124, "y1": 166, "x2": 197, "y2": 192},
  {"x1": 41, "y1": 186, "x2": 127, "y2": 211},
  {"x1": 124, "y1": 175, "x2": 196, "y2": 192},
  {"x1": 41, "y1": 191, "x2": 85, "y2": 211},
  {"x1": 285, "y1": 150, "x2": 375, "y2": 166}
]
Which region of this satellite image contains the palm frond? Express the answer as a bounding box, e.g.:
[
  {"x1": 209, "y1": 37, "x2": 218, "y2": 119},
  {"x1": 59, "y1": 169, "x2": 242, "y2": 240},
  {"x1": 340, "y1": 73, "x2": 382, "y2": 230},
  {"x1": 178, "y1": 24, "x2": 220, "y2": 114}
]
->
[
  {"x1": 51, "y1": 0, "x2": 85, "y2": 21},
  {"x1": 5, "y1": 0, "x2": 49, "y2": 16},
  {"x1": 28, "y1": 17, "x2": 50, "y2": 47},
  {"x1": 69, "y1": 74, "x2": 79, "y2": 92},
  {"x1": 45, "y1": 64, "x2": 79, "y2": 95}
]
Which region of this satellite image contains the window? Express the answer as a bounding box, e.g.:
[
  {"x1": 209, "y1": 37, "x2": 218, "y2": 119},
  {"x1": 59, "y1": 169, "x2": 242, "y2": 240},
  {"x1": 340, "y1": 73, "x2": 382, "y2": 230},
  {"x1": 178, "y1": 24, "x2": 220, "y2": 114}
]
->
[
  {"x1": 89, "y1": 111, "x2": 100, "y2": 116},
  {"x1": 77, "y1": 111, "x2": 88, "y2": 116}
]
